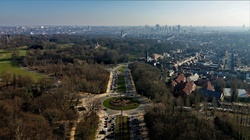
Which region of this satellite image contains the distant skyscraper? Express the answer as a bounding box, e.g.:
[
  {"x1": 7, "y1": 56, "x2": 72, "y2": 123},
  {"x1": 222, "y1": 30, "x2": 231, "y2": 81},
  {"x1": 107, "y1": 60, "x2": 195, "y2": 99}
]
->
[
  {"x1": 156, "y1": 24, "x2": 160, "y2": 32},
  {"x1": 165, "y1": 25, "x2": 168, "y2": 32},
  {"x1": 88, "y1": 26, "x2": 91, "y2": 31},
  {"x1": 121, "y1": 30, "x2": 124, "y2": 37},
  {"x1": 177, "y1": 25, "x2": 180, "y2": 33},
  {"x1": 5, "y1": 34, "x2": 9, "y2": 45}
]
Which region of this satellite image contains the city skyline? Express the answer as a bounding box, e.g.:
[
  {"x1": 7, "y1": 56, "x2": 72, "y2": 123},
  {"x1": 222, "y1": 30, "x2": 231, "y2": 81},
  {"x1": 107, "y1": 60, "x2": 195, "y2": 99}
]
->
[{"x1": 0, "y1": 1, "x2": 249, "y2": 27}]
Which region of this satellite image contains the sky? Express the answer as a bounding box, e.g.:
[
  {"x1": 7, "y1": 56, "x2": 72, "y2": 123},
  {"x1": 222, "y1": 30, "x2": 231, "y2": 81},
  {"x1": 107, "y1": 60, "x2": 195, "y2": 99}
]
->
[{"x1": 0, "y1": 1, "x2": 249, "y2": 26}]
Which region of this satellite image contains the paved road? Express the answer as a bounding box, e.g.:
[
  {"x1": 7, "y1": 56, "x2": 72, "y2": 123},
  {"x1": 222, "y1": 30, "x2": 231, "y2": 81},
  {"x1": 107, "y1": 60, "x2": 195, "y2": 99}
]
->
[
  {"x1": 94, "y1": 64, "x2": 151, "y2": 140},
  {"x1": 70, "y1": 64, "x2": 151, "y2": 140}
]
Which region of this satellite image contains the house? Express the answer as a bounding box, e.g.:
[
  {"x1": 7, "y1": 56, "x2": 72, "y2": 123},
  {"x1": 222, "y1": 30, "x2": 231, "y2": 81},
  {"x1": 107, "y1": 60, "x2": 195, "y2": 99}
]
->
[
  {"x1": 183, "y1": 81, "x2": 196, "y2": 95},
  {"x1": 172, "y1": 73, "x2": 197, "y2": 97},
  {"x1": 152, "y1": 53, "x2": 164, "y2": 61},
  {"x1": 175, "y1": 73, "x2": 186, "y2": 83},
  {"x1": 172, "y1": 73, "x2": 186, "y2": 87}
]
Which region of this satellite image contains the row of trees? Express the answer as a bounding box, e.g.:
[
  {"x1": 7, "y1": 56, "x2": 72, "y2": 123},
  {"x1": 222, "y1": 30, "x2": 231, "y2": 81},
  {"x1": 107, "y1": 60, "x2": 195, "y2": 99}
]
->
[
  {"x1": 129, "y1": 62, "x2": 168, "y2": 100},
  {"x1": 144, "y1": 97, "x2": 238, "y2": 140}
]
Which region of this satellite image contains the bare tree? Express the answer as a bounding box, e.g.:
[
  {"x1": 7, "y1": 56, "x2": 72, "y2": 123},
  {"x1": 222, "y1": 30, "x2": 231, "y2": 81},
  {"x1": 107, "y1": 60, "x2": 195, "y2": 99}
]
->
[
  {"x1": 86, "y1": 98, "x2": 101, "y2": 115},
  {"x1": 185, "y1": 96, "x2": 191, "y2": 107},
  {"x1": 177, "y1": 96, "x2": 184, "y2": 113},
  {"x1": 212, "y1": 97, "x2": 217, "y2": 116}
]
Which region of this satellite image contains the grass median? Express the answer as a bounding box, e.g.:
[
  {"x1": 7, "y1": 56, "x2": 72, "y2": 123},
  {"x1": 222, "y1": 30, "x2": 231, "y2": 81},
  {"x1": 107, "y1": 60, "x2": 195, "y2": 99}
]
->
[{"x1": 115, "y1": 115, "x2": 130, "y2": 140}]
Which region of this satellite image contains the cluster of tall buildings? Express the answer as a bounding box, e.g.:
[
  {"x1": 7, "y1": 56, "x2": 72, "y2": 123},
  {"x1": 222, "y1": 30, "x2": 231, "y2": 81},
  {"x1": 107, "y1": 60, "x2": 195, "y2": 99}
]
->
[{"x1": 149, "y1": 24, "x2": 181, "y2": 33}]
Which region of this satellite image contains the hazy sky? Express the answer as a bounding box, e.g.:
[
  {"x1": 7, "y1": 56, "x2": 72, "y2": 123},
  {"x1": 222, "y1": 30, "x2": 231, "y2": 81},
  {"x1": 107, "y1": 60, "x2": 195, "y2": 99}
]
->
[{"x1": 0, "y1": 1, "x2": 249, "y2": 26}]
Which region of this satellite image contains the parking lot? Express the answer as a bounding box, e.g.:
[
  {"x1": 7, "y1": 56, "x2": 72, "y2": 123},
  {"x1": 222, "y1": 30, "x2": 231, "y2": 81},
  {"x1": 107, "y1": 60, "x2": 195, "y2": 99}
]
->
[{"x1": 96, "y1": 116, "x2": 116, "y2": 140}]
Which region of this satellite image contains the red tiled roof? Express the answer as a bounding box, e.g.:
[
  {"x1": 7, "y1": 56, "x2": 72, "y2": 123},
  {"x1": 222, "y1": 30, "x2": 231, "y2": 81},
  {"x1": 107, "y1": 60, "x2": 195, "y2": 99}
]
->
[
  {"x1": 175, "y1": 74, "x2": 186, "y2": 84},
  {"x1": 183, "y1": 81, "x2": 196, "y2": 95}
]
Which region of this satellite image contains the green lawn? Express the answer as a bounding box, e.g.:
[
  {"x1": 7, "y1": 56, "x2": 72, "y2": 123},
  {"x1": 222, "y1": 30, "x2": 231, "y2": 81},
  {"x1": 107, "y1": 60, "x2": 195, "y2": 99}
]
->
[
  {"x1": 0, "y1": 48, "x2": 44, "y2": 81},
  {"x1": 0, "y1": 50, "x2": 11, "y2": 60},
  {"x1": 117, "y1": 75, "x2": 126, "y2": 93},
  {"x1": 115, "y1": 116, "x2": 130, "y2": 140},
  {"x1": 0, "y1": 62, "x2": 44, "y2": 81},
  {"x1": 0, "y1": 47, "x2": 28, "y2": 60},
  {"x1": 118, "y1": 65, "x2": 125, "y2": 73},
  {"x1": 19, "y1": 49, "x2": 27, "y2": 57},
  {"x1": 103, "y1": 97, "x2": 140, "y2": 110}
]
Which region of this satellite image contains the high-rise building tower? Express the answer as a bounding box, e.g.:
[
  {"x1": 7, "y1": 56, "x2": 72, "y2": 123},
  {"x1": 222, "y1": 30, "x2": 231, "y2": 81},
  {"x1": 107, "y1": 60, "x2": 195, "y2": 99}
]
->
[
  {"x1": 121, "y1": 30, "x2": 124, "y2": 37},
  {"x1": 156, "y1": 24, "x2": 160, "y2": 32},
  {"x1": 88, "y1": 26, "x2": 91, "y2": 31},
  {"x1": 177, "y1": 25, "x2": 180, "y2": 33},
  {"x1": 165, "y1": 25, "x2": 168, "y2": 32}
]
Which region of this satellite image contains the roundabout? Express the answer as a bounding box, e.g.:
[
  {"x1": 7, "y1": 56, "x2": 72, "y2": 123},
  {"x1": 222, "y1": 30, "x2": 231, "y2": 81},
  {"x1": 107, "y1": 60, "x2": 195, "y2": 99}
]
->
[{"x1": 103, "y1": 96, "x2": 140, "y2": 110}]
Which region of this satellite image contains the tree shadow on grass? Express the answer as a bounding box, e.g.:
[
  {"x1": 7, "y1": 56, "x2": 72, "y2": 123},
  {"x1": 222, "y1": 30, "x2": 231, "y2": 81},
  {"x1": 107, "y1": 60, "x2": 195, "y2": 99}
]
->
[{"x1": 0, "y1": 58, "x2": 11, "y2": 62}]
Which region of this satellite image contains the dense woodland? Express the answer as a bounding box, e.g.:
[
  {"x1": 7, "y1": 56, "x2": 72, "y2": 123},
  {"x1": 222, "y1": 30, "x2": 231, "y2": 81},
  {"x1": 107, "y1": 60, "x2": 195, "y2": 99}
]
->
[
  {"x1": 129, "y1": 62, "x2": 168, "y2": 100},
  {"x1": 0, "y1": 35, "x2": 112, "y2": 139},
  {"x1": 0, "y1": 75, "x2": 77, "y2": 139}
]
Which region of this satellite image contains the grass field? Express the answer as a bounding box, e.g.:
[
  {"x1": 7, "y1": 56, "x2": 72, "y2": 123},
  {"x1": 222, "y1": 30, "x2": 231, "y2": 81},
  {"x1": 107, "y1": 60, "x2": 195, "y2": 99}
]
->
[
  {"x1": 118, "y1": 65, "x2": 125, "y2": 73},
  {"x1": 19, "y1": 49, "x2": 27, "y2": 57},
  {"x1": 115, "y1": 116, "x2": 130, "y2": 140},
  {"x1": 117, "y1": 75, "x2": 126, "y2": 93},
  {"x1": 0, "y1": 47, "x2": 44, "y2": 81},
  {"x1": 0, "y1": 62, "x2": 44, "y2": 80},
  {"x1": 0, "y1": 50, "x2": 11, "y2": 60}
]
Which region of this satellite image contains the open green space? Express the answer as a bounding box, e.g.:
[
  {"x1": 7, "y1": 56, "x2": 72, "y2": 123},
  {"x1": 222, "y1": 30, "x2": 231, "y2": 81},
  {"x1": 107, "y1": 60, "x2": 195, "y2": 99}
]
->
[
  {"x1": 118, "y1": 65, "x2": 125, "y2": 73},
  {"x1": 0, "y1": 47, "x2": 44, "y2": 81},
  {"x1": 19, "y1": 49, "x2": 27, "y2": 57},
  {"x1": 0, "y1": 62, "x2": 44, "y2": 80},
  {"x1": 117, "y1": 75, "x2": 126, "y2": 93},
  {"x1": 0, "y1": 46, "x2": 28, "y2": 60},
  {"x1": 103, "y1": 97, "x2": 140, "y2": 110},
  {"x1": 115, "y1": 116, "x2": 130, "y2": 140},
  {"x1": 0, "y1": 50, "x2": 11, "y2": 60}
]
